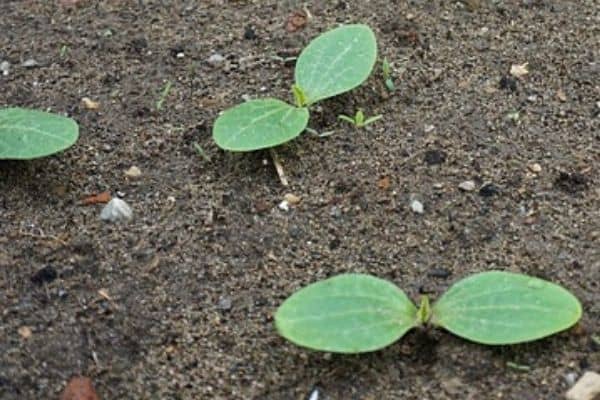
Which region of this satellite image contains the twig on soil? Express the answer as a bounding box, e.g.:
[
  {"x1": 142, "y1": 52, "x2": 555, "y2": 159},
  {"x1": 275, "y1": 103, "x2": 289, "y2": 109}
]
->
[
  {"x1": 16, "y1": 228, "x2": 68, "y2": 246},
  {"x1": 269, "y1": 148, "x2": 289, "y2": 187}
]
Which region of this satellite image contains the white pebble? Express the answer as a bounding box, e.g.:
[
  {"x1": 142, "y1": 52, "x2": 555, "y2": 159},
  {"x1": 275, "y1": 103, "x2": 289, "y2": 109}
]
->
[
  {"x1": 208, "y1": 53, "x2": 225, "y2": 64},
  {"x1": 100, "y1": 198, "x2": 133, "y2": 222},
  {"x1": 410, "y1": 199, "x2": 424, "y2": 214},
  {"x1": 458, "y1": 180, "x2": 476, "y2": 191}
]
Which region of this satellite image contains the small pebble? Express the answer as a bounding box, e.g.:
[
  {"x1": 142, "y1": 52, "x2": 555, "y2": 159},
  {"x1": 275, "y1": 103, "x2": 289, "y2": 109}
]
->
[
  {"x1": 208, "y1": 53, "x2": 225, "y2": 64},
  {"x1": 284, "y1": 193, "x2": 301, "y2": 205},
  {"x1": 100, "y1": 198, "x2": 133, "y2": 222},
  {"x1": 458, "y1": 180, "x2": 476, "y2": 191},
  {"x1": 81, "y1": 97, "x2": 100, "y2": 111},
  {"x1": 124, "y1": 166, "x2": 142, "y2": 178},
  {"x1": 278, "y1": 200, "x2": 290, "y2": 212},
  {"x1": 410, "y1": 199, "x2": 424, "y2": 214},
  {"x1": 565, "y1": 372, "x2": 578, "y2": 386},
  {"x1": 22, "y1": 58, "x2": 39, "y2": 68},
  {"x1": 0, "y1": 61, "x2": 9, "y2": 76},
  {"x1": 176, "y1": 52, "x2": 185, "y2": 58},
  {"x1": 566, "y1": 371, "x2": 600, "y2": 400},
  {"x1": 424, "y1": 124, "x2": 435, "y2": 133},
  {"x1": 217, "y1": 296, "x2": 232, "y2": 311},
  {"x1": 528, "y1": 163, "x2": 542, "y2": 173},
  {"x1": 308, "y1": 388, "x2": 320, "y2": 400},
  {"x1": 330, "y1": 206, "x2": 342, "y2": 218}
]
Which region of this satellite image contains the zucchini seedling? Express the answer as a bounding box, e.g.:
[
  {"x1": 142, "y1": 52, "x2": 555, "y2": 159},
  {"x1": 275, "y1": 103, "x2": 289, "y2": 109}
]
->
[
  {"x1": 338, "y1": 109, "x2": 382, "y2": 128},
  {"x1": 382, "y1": 57, "x2": 395, "y2": 91},
  {"x1": 0, "y1": 107, "x2": 79, "y2": 159},
  {"x1": 213, "y1": 24, "x2": 378, "y2": 151},
  {"x1": 275, "y1": 271, "x2": 582, "y2": 353}
]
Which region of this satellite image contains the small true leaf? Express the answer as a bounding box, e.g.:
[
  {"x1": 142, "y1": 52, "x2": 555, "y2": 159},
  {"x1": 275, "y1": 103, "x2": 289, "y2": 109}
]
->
[
  {"x1": 275, "y1": 274, "x2": 418, "y2": 353},
  {"x1": 0, "y1": 107, "x2": 79, "y2": 159},
  {"x1": 295, "y1": 24, "x2": 377, "y2": 105},
  {"x1": 213, "y1": 99, "x2": 309, "y2": 151},
  {"x1": 431, "y1": 271, "x2": 582, "y2": 345}
]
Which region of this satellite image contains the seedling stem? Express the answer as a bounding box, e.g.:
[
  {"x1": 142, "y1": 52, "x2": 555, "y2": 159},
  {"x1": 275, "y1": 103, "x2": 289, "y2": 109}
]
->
[
  {"x1": 292, "y1": 84, "x2": 308, "y2": 108},
  {"x1": 417, "y1": 295, "x2": 432, "y2": 324}
]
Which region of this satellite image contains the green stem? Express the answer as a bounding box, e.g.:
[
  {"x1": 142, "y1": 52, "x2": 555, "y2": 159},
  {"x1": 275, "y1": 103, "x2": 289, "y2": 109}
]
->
[
  {"x1": 292, "y1": 84, "x2": 308, "y2": 108},
  {"x1": 417, "y1": 295, "x2": 432, "y2": 325}
]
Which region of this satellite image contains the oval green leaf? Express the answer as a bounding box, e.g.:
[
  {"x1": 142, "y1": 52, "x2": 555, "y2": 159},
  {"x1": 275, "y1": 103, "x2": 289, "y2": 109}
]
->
[
  {"x1": 0, "y1": 107, "x2": 79, "y2": 159},
  {"x1": 275, "y1": 274, "x2": 418, "y2": 353},
  {"x1": 295, "y1": 24, "x2": 377, "y2": 105},
  {"x1": 432, "y1": 271, "x2": 582, "y2": 345},
  {"x1": 213, "y1": 99, "x2": 309, "y2": 151}
]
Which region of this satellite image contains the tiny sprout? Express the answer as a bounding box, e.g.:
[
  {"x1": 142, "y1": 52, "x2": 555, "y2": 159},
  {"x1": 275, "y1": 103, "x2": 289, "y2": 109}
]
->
[
  {"x1": 156, "y1": 81, "x2": 172, "y2": 111},
  {"x1": 382, "y1": 57, "x2": 395, "y2": 91},
  {"x1": 338, "y1": 110, "x2": 382, "y2": 128}
]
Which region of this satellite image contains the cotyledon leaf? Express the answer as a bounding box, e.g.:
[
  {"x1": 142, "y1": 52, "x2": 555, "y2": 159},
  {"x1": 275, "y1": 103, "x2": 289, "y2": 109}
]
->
[
  {"x1": 295, "y1": 24, "x2": 377, "y2": 105},
  {"x1": 213, "y1": 99, "x2": 309, "y2": 151},
  {"x1": 0, "y1": 107, "x2": 79, "y2": 159},
  {"x1": 275, "y1": 274, "x2": 418, "y2": 353},
  {"x1": 431, "y1": 271, "x2": 582, "y2": 345}
]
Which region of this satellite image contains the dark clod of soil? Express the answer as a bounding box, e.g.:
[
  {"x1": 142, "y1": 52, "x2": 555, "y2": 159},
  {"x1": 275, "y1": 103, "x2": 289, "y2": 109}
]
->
[
  {"x1": 423, "y1": 149, "x2": 447, "y2": 165},
  {"x1": 554, "y1": 171, "x2": 590, "y2": 194},
  {"x1": 30, "y1": 265, "x2": 58, "y2": 286}
]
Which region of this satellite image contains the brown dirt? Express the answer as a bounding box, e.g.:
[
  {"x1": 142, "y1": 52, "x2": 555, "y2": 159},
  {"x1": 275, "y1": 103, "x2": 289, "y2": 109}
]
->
[{"x1": 1, "y1": 1, "x2": 598, "y2": 399}]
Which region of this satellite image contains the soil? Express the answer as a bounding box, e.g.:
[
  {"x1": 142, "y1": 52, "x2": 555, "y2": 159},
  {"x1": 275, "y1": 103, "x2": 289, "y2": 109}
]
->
[{"x1": 1, "y1": 1, "x2": 598, "y2": 399}]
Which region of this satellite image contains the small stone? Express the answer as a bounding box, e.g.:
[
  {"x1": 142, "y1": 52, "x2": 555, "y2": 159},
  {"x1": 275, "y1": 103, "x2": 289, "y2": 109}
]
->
[
  {"x1": 124, "y1": 166, "x2": 142, "y2": 178},
  {"x1": 528, "y1": 163, "x2": 542, "y2": 173},
  {"x1": 81, "y1": 97, "x2": 100, "y2": 111},
  {"x1": 566, "y1": 371, "x2": 600, "y2": 400},
  {"x1": 556, "y1": 89, "x2": 567, "y2": 102},
  {"x1": 18, "y1": 326, "x2": 32, "y2": 339},
  {"x1": 410, "y1": 199, "x2": 424, "y2": 214},
  {"x1": 424, "y1": 124, "x2": 435, "y2": 133},
  {"x1": 217, "y1": 296, "x2": 232, "y2": 311},
  {"x1": 100, "y1": 198, "x2": 133, "y2": 222},
  {"x1": 283, "y1": 193, "x2": 301, "y2": 205},
  {"x1": 527, "y1": 94, "x2": 537, "y2": 103},
  {"x1": 176, "y1": 52, "x2": 185, "y2": 58},
  {"x1": 510, "y1": 62, "x2": 529, "y2": 78},
  {"x1": 278, "y1": 200, "x2": 290, "y2": 212},
  {"x1": 22, "y1": 58, "x2": 39, "y2": 68},
  {"x1": 0, "y1": 61, "x2": 10, "y2": 76},
  {"x1": 330, "y1": 206, "x2": 342, "y2": 218},
  {"x1": 308, "y1": 388, "x2": 320, "y2": 400},
  {"x1": 60, "y1": 376, "x2": 99, "y2": 400},
  {"x1": 565, "y1": 372, "x2": 578, "y2": 387},
  {"x1": 208, "y1": 53, "x2": 225, "y2": 64},
  {"x1": 458, "y1": 180, "x2": 476, "y2": 191}
]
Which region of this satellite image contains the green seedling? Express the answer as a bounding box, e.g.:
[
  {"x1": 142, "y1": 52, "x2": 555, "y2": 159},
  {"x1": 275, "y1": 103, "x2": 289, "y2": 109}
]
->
[
  {"x1": 382, "y1": 57, "x2": 395, "y2": 91},
  {"x1": 156, "y1": 81, "x2": 172, "y2": 111},
  {"x1": 59, "y1": 45, "x2": 69, "y2": 58},
  {"x1": 213, "y1": 24, "x2": 377, "y2": 151},
  {"x1": 338, "y1": 109, "x2": 382, "y2": 128},
  {"x1": 0, "y1": 107, "x2": 79, "y2": 159},
  {"x1": 275, "y1": 271, "x2": 582, "y2": 353},
  {"x1": 193, "y1": 142, "x2": 211, "y2": 162}
]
